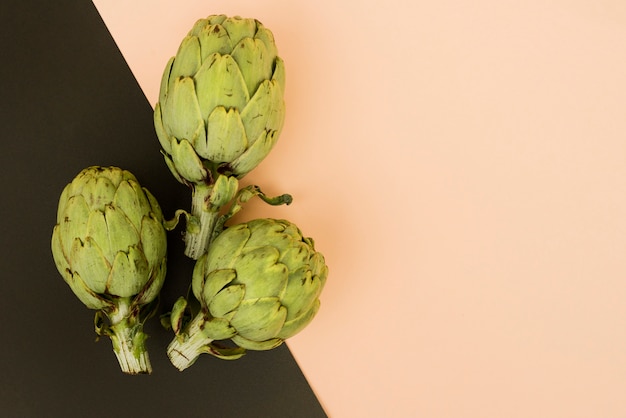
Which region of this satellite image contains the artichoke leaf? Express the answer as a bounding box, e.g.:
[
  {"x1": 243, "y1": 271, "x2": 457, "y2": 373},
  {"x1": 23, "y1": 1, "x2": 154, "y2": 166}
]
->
[
  {"x1": 161, "y1": 150, "x2": 186, "y2": 185},
  {"x1": 188, "y1": 18, "x2": 208, "y2": 37},
  {"x1": 201, "y1": 107, "x2": 247, "y2": 162},
  {"x1": 112, "y1": 180, "x2": 147, "y2": 229},
  {"x1": 267, "y1": 84, "x2": 286, "y2": 133},
  {"x1": 144, "y1": 188, "x2": 163, "y2": 220},
  {"x1": 208, "y1": 174, "x2": 239, "y2": 208},
  {"x1": 83, "y1": 175, "x2": 116, "y2": 211},
  {"x1": 162, "y1": 76, "x2": 206, "y2": 148},
  {"x1": 230, "y1": 130, "x2": 279, "y2": 177},
  {"x1": 196, "y1": 268, "x2": 236, "y2": 305},
  {"x1": 140, "y1": 215, "x2": 167, "y2": 268},
  {"x1": 133, "y1": 258, "x2": 167, "y2": 306},
  {"x1": 254, "y1": 27, "x2": 279, "y2": 64},
  {"x1": 85, "y1": 209, "x2": 111, "y2": 263},
  {"x1": 239, "y1": 80, "x2": 276, "y2": 145},
  {"x1": 220, "y1": 17, "x2": 256, "y2": 48},
  {"x1": 60, "y1": 195, "x2": 90, "y2": 255},
  {"x1": 208, "y1": 283, "x2": 245, "y2": 317},
  {"x1": 191, "y1": 253, "x2": 208, "y2": 301},
  {"x1": 204, "y1": 224, "x2": 250, "y2": 271},
  {"x1": 231, "y1": 37, "x2": 272, "y2": 98},
  {"x1": 70, "y1": 236, "x2": 110, "y2": 294},
  {"x1": 278, "y1": 241, "x2": 311, "y2": 271},
  {"x1": 170, "y1": 139, "x2": 208, "y2": 184},
  {"x1": 312, "y1": 255, "x2": 330, "y2": 287},
  {"x1": 202, "y1": 343, "x2": 246, "y2": 360},
  {"x1": 107, "y1": 246, "x2": 150, "y2": 297},
  {"x1": 169, "y1": 296, "x2": 188, "y2": 335},
  {"x1": 67, "y1": 271, "x2": 113, "y2": 310},
  {"x1": 277, "y1": 299, "x2": 321, "y2": 339},
  {"x1": 207, "y1": 15, "x2": 228, "y2": 26},
  {"x1": 170, "y1": 35, "x2": 201, "y2": 81},
  {"x1": 234, "y1": 246, "x2": 287, "y2": 299},
  {"x1": 231, "y1": 334, "x2": 283, "y2": 351},
  {"x1": 154, "y1": 103, "x2": 172, "y2": 155},
  {"x1": 51, "y1": 226, "x2": 70, "y2": 273},
  {"x1": 271, "y1": 56, "x2": 286, "y2": 97},
  {"x1": 198, "y1": 23, "x2": 231, "y2": 59},
  {"x1": 280, "y1": 267, "x2": 320, "y2": 320},
  {"x1": 55, "y1": 183, "x2": 71, "y2": 223},
  {"x1": 202, "y1": 317, "x2": 236, "y2": 340},
  {"x1": 230, "y1": 297, "x2": 287, "y2": 341},
  {"x1": 243, "y1": 217, "x2": 286, "y2": 248},
  {"x1": 103, "y1": 204, "x2": 140, "y2": 251},
  {"x1": 194, "y1": 53, "x2": 249, "y2": 120},
  {"x1": 158, "y1": 57, "x2": 175, "y2": 105}
]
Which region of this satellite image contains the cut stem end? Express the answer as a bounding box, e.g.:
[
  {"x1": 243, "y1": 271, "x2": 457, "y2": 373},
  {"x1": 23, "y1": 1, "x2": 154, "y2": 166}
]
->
[
  {"x1": 167, "y1": 314, "x2": 213, "y2": 371},
  {"x1": 108, "y1": 320, "x2": 151, "y2": 374}
]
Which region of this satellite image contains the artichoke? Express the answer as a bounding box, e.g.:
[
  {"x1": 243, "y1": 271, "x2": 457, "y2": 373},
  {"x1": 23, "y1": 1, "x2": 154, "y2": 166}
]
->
[
  {"x1": 154, "y1": 14, "x2": 285, "y2": 183},
  {"x1": 153, "y1": 15, "x2": 287, "y2": 259},
  {"x1": 51, "y1": 166, "x2": 167, "y2": 374},
  {"x1": 167, "y1": 218, "x2": 328, "y2": 371}
]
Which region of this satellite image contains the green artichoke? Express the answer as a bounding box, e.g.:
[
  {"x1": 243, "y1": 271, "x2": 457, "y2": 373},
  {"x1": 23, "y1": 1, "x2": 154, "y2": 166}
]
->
[
  {"x1": 167, "y1": 218, "x2": 328, "y2": 371},
  {"x1": 153, "y1": 14, "x2": 287, "y2": 259},
  {"x1": 51, "y1": 166, "x2": 167, "y2": 374},
  {"x1": 154, "y1": 14, "x2": 286, "y2": 183}
]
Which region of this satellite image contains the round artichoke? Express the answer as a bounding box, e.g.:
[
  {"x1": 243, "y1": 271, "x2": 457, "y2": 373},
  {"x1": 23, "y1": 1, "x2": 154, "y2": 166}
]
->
[
  {"x1": 154, "y1": 14, "x2": 286, "y2": 184},
  {"x1": 51, "y1": 166, "x2": 167, "y2": 374},
  {"x1": 167, "y1": 218, "x2": 328, "y2": 371}
]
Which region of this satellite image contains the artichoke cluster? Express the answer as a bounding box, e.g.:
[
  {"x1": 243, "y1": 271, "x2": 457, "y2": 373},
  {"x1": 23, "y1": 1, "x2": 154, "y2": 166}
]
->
[{"x1": 51, "y1": 14, "x2": 328, "y2": 375}]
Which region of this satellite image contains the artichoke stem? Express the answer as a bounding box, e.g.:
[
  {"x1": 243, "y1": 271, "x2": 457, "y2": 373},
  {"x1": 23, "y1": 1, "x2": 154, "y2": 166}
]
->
[
  {"x1": 108, "y1": 313, "x2": 152, "y2": 374},
  {"x1": 167, "y1": 313, "x2": 212, "y2": 371},
  {"x1": 185, "y1": 184, "x2": 220, "y2": 259}
]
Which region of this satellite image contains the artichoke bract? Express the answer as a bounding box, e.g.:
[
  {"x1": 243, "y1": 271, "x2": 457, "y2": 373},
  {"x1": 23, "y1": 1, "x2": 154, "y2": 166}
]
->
[
  {"x1": 153, "y1": 15, "x2": 287, "y2": 259},
  {"x1": 167, "y1": 218, "x2": 328, "y2": 371},
  {"x1": 51, "y1": 166, "x2": 167, "y2": 374}
]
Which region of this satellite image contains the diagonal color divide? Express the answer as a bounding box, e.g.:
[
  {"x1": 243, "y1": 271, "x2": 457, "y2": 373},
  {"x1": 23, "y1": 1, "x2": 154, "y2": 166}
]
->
[{"x1": 94, "y1": 1, "x2": 626, "y2": 418}]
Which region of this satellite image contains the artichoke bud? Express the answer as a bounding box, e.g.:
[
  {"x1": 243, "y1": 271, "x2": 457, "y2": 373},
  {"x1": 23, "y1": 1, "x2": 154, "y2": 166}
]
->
[
  {"x1": 51, "y1": 166, "x2": 168, "y2": 374},
  {"x1": 188, "y1": 219, "x2": 328, "y2": 354},
  {"x1": 155, "y1": 14, "x2": 286, "y2": 182}
]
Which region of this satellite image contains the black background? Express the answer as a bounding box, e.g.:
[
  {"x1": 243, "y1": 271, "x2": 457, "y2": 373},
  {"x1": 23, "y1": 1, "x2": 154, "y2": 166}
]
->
[{"x1": 0, "y1": 1, "x2": 326, "y2": 416}]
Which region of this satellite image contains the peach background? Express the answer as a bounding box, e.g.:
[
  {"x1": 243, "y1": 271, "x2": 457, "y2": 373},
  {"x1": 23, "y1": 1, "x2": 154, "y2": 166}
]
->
[{"x1": 93, "y1": 1, "x2": 626, "y2": 416}]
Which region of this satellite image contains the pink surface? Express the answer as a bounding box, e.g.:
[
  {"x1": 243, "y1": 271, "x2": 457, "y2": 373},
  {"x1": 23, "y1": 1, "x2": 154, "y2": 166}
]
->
[{"x1": 94, "y1": 1, "x2": 626, "y2": 416}]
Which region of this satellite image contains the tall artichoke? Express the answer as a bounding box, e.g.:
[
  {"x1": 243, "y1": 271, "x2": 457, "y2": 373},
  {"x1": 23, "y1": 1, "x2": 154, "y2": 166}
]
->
[
  {"x1": 167, "y1": 218, "x2": 328, "y2": 371},
  {"x1": 51, "y1": 166, "x2": 167, "y2": 374},
  {"x1": 154, "y1": 14, "x2": 285, "y2": 183},
  {"x1": 153, "y1": 15, "x2": 287, "y2": 259}
]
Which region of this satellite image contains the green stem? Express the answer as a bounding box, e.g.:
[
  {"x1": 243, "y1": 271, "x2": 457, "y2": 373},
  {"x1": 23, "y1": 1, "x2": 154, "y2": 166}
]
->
[
  {"x1": 167, "y1": 313, "x2": 213, "y2": 371},
  {"x1": 184, "y1": 184, "x2": 220, "y2": 259},
  {"x1": 106, "y1": 299, "x2": 151, "y2": 374}
]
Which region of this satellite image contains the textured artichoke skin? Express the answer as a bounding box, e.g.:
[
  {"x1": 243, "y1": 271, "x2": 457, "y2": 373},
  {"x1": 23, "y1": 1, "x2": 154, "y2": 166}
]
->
[
  {"x1": 51, "y1": 166, "x2": 167, "y2": 310},
  {"x1": 154, "y1": 14, "x2": 286, "y2": 183},
  {"x1": 192, "y1": 218, "x2": 328, "y2": 350}
]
